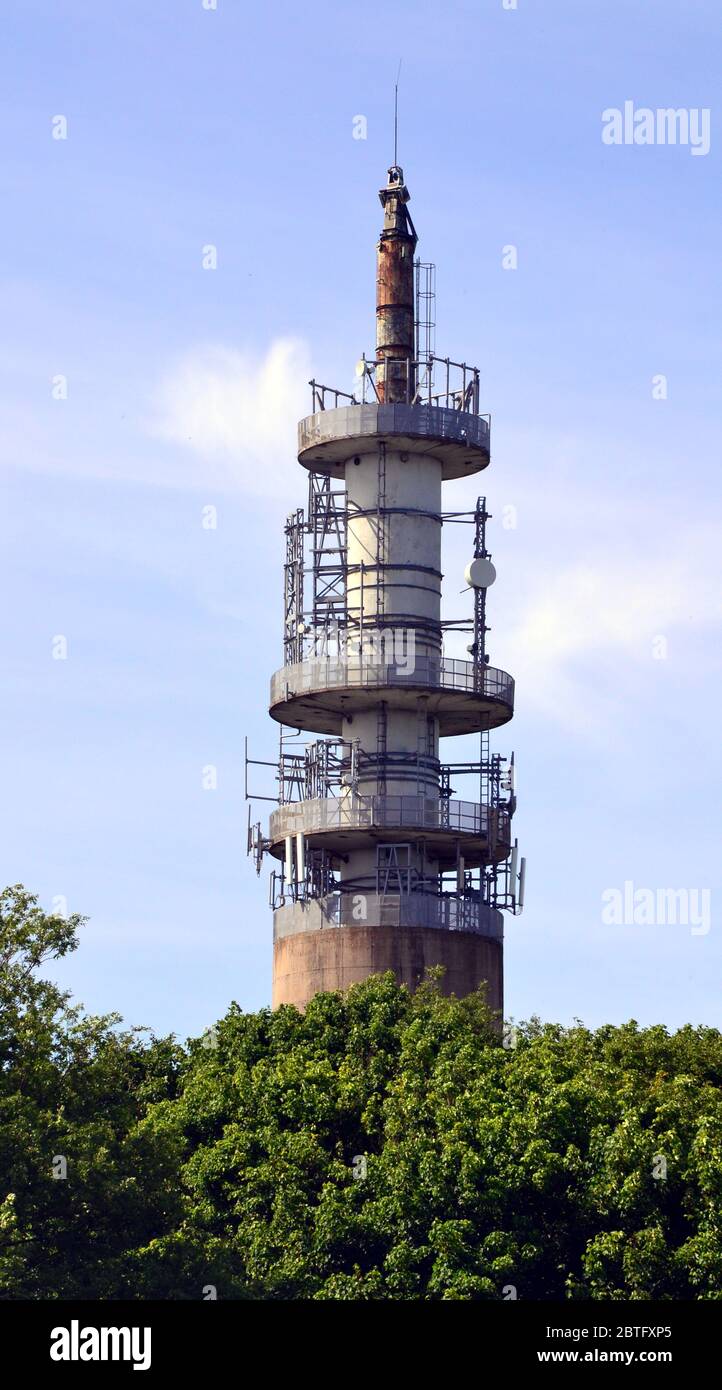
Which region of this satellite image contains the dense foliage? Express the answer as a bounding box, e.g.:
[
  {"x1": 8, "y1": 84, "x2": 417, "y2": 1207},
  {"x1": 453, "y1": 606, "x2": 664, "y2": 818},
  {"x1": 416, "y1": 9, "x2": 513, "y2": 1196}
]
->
[{"x1": 1, "y1": 886, "x2": 721, "y2": 1300}]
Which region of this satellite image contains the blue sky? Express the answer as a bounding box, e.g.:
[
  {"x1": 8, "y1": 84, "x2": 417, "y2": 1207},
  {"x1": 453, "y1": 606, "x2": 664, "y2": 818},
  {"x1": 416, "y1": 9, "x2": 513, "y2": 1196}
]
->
[{"x1": 1, "y1": 0, "x2": 720, "y2": 1040}]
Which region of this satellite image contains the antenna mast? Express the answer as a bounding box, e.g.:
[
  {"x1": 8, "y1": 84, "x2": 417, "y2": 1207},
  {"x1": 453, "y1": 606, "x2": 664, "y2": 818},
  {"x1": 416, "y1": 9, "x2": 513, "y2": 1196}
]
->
[{"x1": 394, "y1": 60, "x2": 401, "y2": 166}]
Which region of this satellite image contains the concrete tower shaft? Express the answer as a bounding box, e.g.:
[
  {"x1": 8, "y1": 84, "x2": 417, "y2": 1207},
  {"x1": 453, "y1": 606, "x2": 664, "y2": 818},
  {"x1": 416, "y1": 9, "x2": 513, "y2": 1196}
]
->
[{"x1": 261, "y1": 166, "x2": 520, "y2": 1015}]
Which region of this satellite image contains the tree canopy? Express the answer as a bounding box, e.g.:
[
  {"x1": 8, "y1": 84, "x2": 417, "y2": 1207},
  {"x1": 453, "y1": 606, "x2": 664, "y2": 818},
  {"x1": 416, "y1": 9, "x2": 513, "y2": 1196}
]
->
[{"x1": 1, "y1": 884, "x2": 720, "y2": 1300}]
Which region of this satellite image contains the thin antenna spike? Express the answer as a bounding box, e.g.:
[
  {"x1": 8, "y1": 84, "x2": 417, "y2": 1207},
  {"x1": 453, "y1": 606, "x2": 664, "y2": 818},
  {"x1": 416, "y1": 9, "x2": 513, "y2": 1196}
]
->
[{"x1": 394, "y1": 59, "x2": 402, "y2": 166}]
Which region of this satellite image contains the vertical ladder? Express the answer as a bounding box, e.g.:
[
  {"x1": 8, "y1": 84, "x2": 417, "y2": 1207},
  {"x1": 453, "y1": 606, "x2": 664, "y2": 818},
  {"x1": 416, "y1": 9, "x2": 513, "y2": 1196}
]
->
[
  {"x1": 377, "y1": 700, "x2": 388, "y2": 799},
  {"x1": 414, "y1": 260, "x2": 436, "y2": 400},
  {"x1": 283, "y1": 509, "x2": 305, "y2": 664}
]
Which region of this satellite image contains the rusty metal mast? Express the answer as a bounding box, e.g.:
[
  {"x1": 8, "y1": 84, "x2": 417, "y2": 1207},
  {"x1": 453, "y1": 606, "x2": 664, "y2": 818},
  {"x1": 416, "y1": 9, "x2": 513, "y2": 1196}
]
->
[{"x1": 376, "y1": 165, "x2": 417, "y2": 404}]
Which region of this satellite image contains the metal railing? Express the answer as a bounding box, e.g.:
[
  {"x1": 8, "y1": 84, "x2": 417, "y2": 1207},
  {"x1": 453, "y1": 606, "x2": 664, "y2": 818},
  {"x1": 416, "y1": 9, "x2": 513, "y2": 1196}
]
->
[
  {"x1": 273, "y1": 890, "x2": 504, "y2": 939},
  {"x1": 310, "y1": 381, "x2": 357, "y2": 412},
  {"x1": 270, "y1": 794, "x2": 510, "y2": 847},
  {"x1": 310, "y1": 355, "x2": 486, "y2": 416},
  {"x1": 271, "y1": 654, "x2": 514, "y2": 710}
]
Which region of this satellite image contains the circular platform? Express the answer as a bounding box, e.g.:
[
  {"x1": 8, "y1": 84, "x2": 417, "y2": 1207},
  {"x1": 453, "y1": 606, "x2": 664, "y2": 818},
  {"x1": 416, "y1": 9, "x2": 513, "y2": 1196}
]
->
[
  {"x1": 297, "y1": 403, "x2": 490, "y2": 479},
  {"x1": 269, "y1": 655, "x2": 514, "y2": 737},
  {"x1": 268, "y1": 794, "x2": 511, "y2": 870}
]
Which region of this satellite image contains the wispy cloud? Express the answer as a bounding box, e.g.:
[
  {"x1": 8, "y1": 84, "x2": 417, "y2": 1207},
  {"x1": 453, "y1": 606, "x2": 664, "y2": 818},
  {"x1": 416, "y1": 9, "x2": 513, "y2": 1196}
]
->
[
  {"x1": 147, "y1": 338, "x2": 311, "y2": 497},
  {"x1": 501, "y1": 541, "x2": 721, "y2": 728},
  {"x1": 443, "y1": 459, "x2": 722, "y2": 736},
  {"x1": 1, "y1": 337, "x2": 312, "y2": 499}
]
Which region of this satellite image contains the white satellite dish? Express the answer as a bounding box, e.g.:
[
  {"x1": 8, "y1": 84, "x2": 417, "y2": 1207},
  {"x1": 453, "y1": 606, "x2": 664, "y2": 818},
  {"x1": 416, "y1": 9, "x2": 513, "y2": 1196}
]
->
[{"x1": 464, "y1": 557, "x2": 497, "y2": 589}]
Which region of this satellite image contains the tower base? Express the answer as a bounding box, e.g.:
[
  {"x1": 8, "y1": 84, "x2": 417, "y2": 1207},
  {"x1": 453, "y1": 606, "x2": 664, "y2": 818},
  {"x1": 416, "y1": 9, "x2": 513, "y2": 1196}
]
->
[{"x1": 272, "y1": 924, "x2": 502, "y2": 1015}]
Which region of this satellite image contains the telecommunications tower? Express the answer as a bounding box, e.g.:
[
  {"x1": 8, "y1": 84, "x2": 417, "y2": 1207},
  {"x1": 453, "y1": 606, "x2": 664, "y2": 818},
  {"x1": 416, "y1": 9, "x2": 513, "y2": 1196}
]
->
[{"x1": 247, "y1": 163, "x2": 525, "y2": 1011}]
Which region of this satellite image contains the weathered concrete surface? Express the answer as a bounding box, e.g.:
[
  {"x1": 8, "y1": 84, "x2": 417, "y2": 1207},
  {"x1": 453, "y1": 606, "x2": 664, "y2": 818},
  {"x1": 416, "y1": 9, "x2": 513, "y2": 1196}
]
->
[
  {"x1": 272, "y1": 924, "x2": 502, "y2": 1014},
  {"x1": 296, "y1": 403, "x2": 490, "y2": 480}
]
